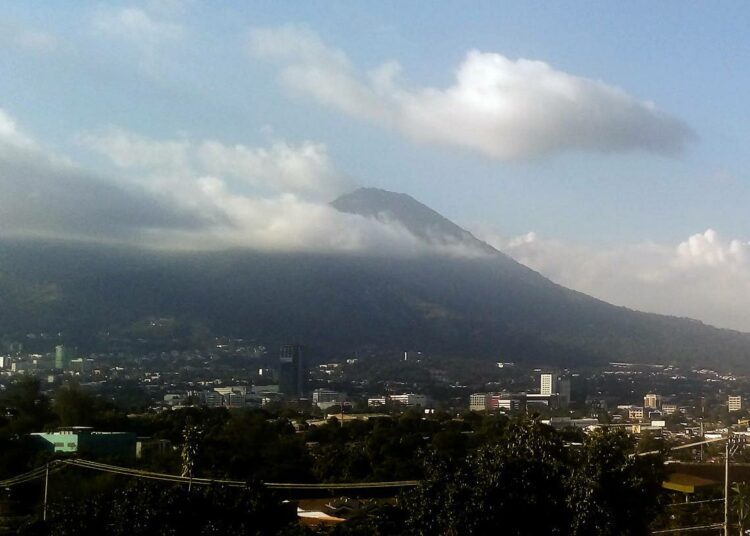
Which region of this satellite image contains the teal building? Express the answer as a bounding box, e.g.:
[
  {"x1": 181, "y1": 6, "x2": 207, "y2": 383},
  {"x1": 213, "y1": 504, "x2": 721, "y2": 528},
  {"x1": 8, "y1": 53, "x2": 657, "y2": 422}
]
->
[{"x1": 30, "y1": 427, "x2": 136, "y2": 459}]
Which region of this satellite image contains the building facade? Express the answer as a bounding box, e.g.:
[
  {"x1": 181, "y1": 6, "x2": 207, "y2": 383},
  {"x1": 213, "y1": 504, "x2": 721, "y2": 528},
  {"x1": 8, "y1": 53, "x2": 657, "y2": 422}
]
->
[
  {"x1": 644, "y1": 393, "x2": 662, "y2": 410},
  {"x1": 389, "y1": 394, "x2": 427, "y2": 407},
  {"x1": 312, "y1": 388, "x2": 344, "y2": 410},
  {"x1": 278, "y1": 344, "x2": 306, "y2": 397},
  {"x1": 470, "y1": 393, "x2": 490, "y2": 412},
  {"x1": 628, "y1": 407, "x2": 645, "y2": 421},
  {"x1": 729, "y1": 395, "x2": 743, "y2": 412},
  {"x1": 30, "y1": 427, "x2": 136, "y2": 458},
  {"x1": 540, "y1": 373, "x2": 556, "y2": 396}
]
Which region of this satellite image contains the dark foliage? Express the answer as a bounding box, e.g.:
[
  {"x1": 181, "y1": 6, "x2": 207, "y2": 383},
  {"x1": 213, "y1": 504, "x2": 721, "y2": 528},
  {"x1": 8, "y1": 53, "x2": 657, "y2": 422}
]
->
[
  {"x1": 395, "y1": 421, "x2": 665, "y2": 536},
  {"x1": 20, "y1": 482, "x2": 296, "y2": 536}
]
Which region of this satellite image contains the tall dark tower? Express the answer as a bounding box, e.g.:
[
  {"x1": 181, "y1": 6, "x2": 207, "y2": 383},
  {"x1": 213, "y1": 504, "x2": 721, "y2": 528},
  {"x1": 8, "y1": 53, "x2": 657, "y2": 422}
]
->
[{"x1": 278, "y1": 344, "x2": 305, "y2": 397}]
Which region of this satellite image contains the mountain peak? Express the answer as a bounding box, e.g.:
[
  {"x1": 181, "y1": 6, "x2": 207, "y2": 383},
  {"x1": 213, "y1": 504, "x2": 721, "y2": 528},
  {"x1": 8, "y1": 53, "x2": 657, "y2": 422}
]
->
[{"x1": 332, "y1": 187, "x2": 498, "y2": 255}]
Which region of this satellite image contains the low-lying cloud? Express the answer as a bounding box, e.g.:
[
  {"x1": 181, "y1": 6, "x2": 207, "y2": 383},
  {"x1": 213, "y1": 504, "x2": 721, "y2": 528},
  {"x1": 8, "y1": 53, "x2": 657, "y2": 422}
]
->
[
  {"x1": 0, "y1": 109, "x2": 483, "y2": 256},
  {"x1": 80, "y1": 127, "x2": 352, "y2": 202},
  {"x1": 477, "y1": 227, "x2": 750, "y2": 332},
  {"x1": 249, "y1": 25, "x2": 694, "y2": 161},
  {"x1": 0, "y1": 110, "x2": 207, "y2": 241}
]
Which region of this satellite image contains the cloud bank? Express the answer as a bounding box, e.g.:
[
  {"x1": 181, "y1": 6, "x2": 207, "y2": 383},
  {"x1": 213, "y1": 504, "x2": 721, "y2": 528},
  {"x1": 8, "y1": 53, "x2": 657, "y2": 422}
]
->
[
  {"x1": 0, "y1": 109, "x2": 482, "y2": 256},
  {"x1": 0, "y1": 110, "x2": 206, "y2": 241},
  {"x1": 249, "y1": 25, "x2": 694, "y2": 160},
  {"x1": 478, "y1": 228, "x2": 750, "y2": 332}
]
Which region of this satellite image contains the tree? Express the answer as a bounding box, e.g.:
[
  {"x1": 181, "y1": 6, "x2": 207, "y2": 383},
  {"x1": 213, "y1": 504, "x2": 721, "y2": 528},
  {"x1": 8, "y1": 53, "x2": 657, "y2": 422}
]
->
[
  {"x1": 53, "y1": 383, "x2": 129, "y2": 430},
  {"x1": 733, "y1": 482, "x2": 750, "y2": 535},
  {"x1": 567, "y1": 429, "x2": 666, "y2": 535},
  {"x1": 395, "y1": 421, "x2": 666, "y2": 536},
  {"x1": 0, "y1": 377, "x2": 55, "y2": 436},
  {"x1": 400, "y1": 418, "x2": 571, "y2": 535}
]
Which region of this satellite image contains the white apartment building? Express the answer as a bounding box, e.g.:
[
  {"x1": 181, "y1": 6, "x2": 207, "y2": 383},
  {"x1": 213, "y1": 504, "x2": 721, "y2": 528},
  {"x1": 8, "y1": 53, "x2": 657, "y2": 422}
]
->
[
  {"x1": 390, "y1": 394, "x2": 427, "y2": 407},
  {"x1": 367, "y1": 397, "x2": 388, "y2": 407},
  {"x1": 540, "y1": 373, "x2": 556, "y2": 396},
  {"x1": 470, "y1": 393, "x2": 489, "y2": 412},
  {"x1": 628, "y1": 406, "x2": 645, "y2": 421}
]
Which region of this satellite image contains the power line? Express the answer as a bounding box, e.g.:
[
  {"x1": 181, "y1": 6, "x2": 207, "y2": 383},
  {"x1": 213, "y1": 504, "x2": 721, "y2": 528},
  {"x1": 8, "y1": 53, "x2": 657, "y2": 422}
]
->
[
  {"x1": 651, "y1": 524, "x2": 723, "y2": 534},
  {"x1": 2, "y1": 458, "x2": 419, "y2": 491},
  {"x1": 0, "y1": 456, "x2": 739, "y2": 533},
  {"x1": 665, "y1": 498, "x2": 724, "y2": 508}
]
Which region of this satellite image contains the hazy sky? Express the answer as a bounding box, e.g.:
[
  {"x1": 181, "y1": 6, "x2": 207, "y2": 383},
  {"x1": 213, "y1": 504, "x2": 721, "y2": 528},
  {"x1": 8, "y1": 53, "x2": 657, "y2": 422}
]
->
[{"x1": 1, "y1": 1, "x2": 749, "y2": 330}]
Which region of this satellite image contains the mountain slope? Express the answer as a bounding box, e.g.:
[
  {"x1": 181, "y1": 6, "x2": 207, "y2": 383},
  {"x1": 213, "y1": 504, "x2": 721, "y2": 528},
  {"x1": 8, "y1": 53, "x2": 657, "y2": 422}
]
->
[
  {"x1": 332, "y1": 188, "x2": 498, "y2": 255},
  {"x1": 0, "y1": 188, "x2": 748, "y2": 369}
]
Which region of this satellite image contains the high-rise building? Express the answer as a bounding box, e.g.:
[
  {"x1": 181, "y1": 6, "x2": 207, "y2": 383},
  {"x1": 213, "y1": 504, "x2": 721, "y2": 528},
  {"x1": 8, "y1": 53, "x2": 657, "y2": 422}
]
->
[
  {"x1": 538, "y1": 373, "x2": 574, "y2": 408},
  {"x1": 55, "y1": 345, "x2": 71, "y2": 370},
  {"x1": 644, "y1": 393, "x2": 661, "y2": 410},
  {"x1": 278, "y1": 344, "x2": 306, "y2": 397},
  {"x1": 729, "y1": 395, "x2": 743, "y2": 412},
  {"x1": 540, "y1": 373, "x2": 556, "y2": 396},
  {"x1": 569, "y1": 374, "x2": 588, "y2": 406},
  {"x1": 557, "y1": 377, "x2": 572, "y2": 408}
]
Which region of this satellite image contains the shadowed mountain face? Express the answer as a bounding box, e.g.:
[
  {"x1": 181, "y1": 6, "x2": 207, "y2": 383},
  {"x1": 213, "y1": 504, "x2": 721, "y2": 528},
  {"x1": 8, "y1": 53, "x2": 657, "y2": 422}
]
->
[{"x1": 1, "y1": 188, "x2": 749, "y2": 369}]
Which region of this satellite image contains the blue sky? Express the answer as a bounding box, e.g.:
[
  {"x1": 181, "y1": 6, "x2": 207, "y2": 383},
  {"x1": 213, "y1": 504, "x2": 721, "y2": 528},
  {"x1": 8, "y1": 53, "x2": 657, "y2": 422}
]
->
[{"x1": 1, "y1": 1, "x2": 749, "y2": 330}]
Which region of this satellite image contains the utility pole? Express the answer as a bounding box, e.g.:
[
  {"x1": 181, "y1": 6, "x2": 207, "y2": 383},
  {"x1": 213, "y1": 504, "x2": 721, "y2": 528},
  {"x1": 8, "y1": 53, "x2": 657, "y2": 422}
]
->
[
  {"x1": 42, "y1": 462, "x2": 49, "y2": 522},
  {"x1": 726, "y1": 439, "x2": 730, "y2": 536}
]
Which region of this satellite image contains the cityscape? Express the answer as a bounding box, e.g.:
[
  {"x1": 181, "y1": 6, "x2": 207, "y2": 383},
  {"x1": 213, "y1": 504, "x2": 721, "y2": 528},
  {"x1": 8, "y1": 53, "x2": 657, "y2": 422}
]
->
[{"x1": 4, "y1": 331, "x2": 750, "y2": 533}]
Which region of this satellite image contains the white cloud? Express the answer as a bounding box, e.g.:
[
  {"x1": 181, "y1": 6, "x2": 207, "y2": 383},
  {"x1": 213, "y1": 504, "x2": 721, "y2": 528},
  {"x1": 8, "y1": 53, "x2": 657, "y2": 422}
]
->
[
  {"x1": 0, "y1": 111, "x2": 484, "y2": 256},
  {"x1": 79, "y1": 128, "x2": 192, "y2": 175},
  {"x1": 0, "y1": 109, "x2": 34, "y2": 148},
  {"x1": 15, "y1": 30, "x2": 58, "y2": 51},
  {"x1": 0, "y1": 22, "x2": 58, "y2": 52},
  {"x1": 250, "y1": 25, "x2": 694, "y2": 160},
  {"x1": 94, "y1": 6, "x2": 184, "y2": 43},
  {"x1": 80, "y1": 128, "x2": 352, "y2": 201},
  {"x1": 78, "y1": 127, "x2": 490, "y2": 255},
  {"x1": 477, "y1": 228, "x2": 750, "y2": 332},
  {"x1": 250, "y1": 26, "x2": 390, "y2": 124},
  {"x1": 0, "y1": 109, "x2": 205, "y2": 242},
  {"x1": 197, "y1": 139, "x2": 351, "y2": 201},
  {"x1": 92, "y1": 4, "x2": 185, "y2": 69}
]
